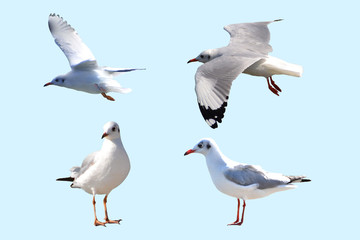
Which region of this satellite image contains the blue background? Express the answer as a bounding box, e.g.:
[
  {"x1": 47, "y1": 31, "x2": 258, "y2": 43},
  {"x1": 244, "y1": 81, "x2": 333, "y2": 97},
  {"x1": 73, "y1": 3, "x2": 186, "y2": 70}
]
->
[{"x1": 1, "y1": 0, "x2": 358, "y2": 239}]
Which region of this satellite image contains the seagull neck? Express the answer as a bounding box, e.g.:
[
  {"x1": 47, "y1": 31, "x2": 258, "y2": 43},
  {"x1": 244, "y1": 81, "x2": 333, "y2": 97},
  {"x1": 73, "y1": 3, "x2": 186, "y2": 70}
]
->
[
  {"x1": 205, "y1": 148, "x2": 227, "y2": 167},
  {"x1": 102, "y1": 138, "x2": 124, "y2": 151}
]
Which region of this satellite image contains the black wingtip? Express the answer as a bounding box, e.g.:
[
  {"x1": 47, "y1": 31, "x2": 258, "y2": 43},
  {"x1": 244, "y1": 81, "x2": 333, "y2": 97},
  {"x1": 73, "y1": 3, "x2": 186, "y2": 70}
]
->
[
  {"x1": 301, "y1": 179, "x2": 311, "y2": 182},
  {"x1": 198, "y1": 98, "x2": 228, "y2": 129}
]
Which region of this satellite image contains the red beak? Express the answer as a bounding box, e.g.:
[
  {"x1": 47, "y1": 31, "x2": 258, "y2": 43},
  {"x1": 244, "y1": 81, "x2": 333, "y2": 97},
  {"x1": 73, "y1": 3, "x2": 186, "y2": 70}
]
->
[
  {"x1": 44, "y1": 82, "x2": 53, "y2": 87},
  {"x1": 187, "y1": 58, "x2": 198, "y2": 64},
  {"x1": 184, "y1": 149, "x2": 196, "y2": 156},
  {"x1": 101, "y1": 133, "x2": 109, "y2": 139}
]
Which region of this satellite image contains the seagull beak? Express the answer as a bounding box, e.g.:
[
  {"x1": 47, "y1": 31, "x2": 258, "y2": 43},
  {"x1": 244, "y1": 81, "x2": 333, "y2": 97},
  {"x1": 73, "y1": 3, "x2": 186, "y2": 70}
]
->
[
  {"x1": 43, "y1": 82, "x2": 53, "y2": 87},
  {"x1": 187, "y1": 58, "x2": 198, "y2": 64},
  {"x1": 184, "y1": 149, "x2": 196, "y2": 156},
  {"x1": 101, "y1": 133, "x2": 109, "y2": 139}
]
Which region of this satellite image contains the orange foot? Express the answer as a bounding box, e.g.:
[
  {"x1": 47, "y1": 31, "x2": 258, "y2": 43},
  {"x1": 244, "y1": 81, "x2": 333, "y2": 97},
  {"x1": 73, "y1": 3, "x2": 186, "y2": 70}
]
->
[
  {"x1": 94, "y1": 218, "x2": 107, "y2": 227},
  {"x1": 105, "y1": 218, "x2": 122, "y2": 224},
  {"x1": 101, "y1": 92, "x2": 115, "y2": 101}
]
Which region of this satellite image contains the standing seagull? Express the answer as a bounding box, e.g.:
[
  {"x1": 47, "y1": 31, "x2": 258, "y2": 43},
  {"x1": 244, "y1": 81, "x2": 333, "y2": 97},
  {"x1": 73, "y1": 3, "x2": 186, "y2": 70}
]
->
[
  {"x1": 44, "y1": 14, "x2": 144, "y2": 101},
  {"x1": 187, "y1": 20, "x2": 303, "y2": 128},
  {"x1": 57, "y1": 121, "x2": 130, "y2": 226},
  {"x1": 184, "y1": 138, "x2": 310, "y2": 226}
]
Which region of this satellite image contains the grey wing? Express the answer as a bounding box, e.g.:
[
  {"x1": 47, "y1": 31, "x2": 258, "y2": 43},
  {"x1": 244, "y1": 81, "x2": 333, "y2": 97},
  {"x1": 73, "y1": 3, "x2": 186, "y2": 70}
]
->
[
  {"x1": 224, "y1": 20, "x2": 282, "y2": 55},
  {"x1": 70, "y1": 151, "x2": 97, "y2": 179},
  {"x1": 48, "y1": 14, "x2": 97, "y2": 68},
  {"x1": 224, "y1": 164, "x2": 290, "y2": 189},
  {"x1": 195, "y1": 55, "x2": 261, "y2": 128}
]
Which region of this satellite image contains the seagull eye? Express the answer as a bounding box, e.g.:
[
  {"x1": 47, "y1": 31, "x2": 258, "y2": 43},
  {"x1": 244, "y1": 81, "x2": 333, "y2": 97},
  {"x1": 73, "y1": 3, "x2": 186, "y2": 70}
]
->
[
  {"x1": 55, "y1": 79, "x2": 59, "y2": 82},
  {"x1": 198, "y1": 143, "x2": 203, "y2": 148},
  {"x1": 200, "y1": 55, "x2": 204, "y2": 58},
  {"x1": 112, "y1": 127, "x2": 116, "y2": 132}
]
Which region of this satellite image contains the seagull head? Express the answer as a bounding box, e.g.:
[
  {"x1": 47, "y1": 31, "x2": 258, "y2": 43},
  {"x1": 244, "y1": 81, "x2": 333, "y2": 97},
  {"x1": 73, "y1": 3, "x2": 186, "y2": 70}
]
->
[
  {"x1": 187, "y1": 49, "x2": 218, "y2": 64},
  {"x1": 44, "y1": 75, "x2": 67, "y2": 87},
  {"x1": 101, "y1": 121, "x2": 121, "y2": 140},
  {"x1": 184, "y1": 138, "x2": 216, "y2": 156}
]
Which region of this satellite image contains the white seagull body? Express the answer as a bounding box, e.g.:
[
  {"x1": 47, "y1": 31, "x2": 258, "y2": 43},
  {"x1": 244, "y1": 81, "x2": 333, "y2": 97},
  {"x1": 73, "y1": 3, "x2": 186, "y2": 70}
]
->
[
  {"x1": 44, "y1": 14, "x2": 144, "y2": 101},
  {"x1": 184, "y1": 138, "x2": 310, "y2": 226},
  {"x1": 57, "y1": 121, "x2": 130, "y2": 226},
  {"x1": 187, "y1": 20, "x2": 303, "y2": 128}
]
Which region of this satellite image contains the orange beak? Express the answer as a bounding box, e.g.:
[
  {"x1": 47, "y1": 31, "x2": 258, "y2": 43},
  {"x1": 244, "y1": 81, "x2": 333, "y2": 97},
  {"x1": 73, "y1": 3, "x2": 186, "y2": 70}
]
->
[
  {"x1": 187, "y1": 58, "x2": 198, "y2": 64},
  {"x1": 44, "y1": 82, "x2": 53, "y2": 87},
  {"x1": 101, "y1": 133, "x2": 109, "y2": 139},
  {"x1": 184, "y1": 149, "x2": 196, "y2": 156}
]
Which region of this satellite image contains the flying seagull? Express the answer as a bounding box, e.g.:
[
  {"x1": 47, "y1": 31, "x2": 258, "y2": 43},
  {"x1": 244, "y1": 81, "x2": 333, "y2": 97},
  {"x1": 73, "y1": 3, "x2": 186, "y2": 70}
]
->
[
  {"x1": 44, "y1": 14, "x2": 144, "y2": 101},
  {"x1": 187, "y1": 20, "x2": 303, "y2": 128}
]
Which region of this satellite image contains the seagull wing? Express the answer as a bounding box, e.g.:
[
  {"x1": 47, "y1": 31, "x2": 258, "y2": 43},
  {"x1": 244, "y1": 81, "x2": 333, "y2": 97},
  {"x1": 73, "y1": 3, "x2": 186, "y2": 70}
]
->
[
  {"x1": 48, "y1": 14, "x2": 97, "y2": 68},
  {"x1": 224, "y1": 164, "x2": 290, "y2": 190},
  {"x1": 195, "y1": 55, "x2": 261, "y2": 128},
  {"x1": 69, "y1": 151, "x2": 98, "y2": 180},
  {"x1": 224, "y1": 20, "x2": 281, "y2": 55}
]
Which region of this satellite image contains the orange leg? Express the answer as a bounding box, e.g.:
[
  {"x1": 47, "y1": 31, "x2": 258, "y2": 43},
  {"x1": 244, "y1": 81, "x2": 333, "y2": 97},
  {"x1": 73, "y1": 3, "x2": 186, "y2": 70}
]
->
[
  {"x1": 95, "y1": 84, "x2": 115, "y2": 101},
  {"x1": 101, "y1": 92, "x2": 115, "y2": 101},
  {"x1": 228, "y1": 199, "x2": 246, "y2": 226},
  {"x1": 93, "y1": 195, "x2": 106, "y2": 227},
  {"x1": 103, "y1": 194, "x2": 121, "y2": 224}
]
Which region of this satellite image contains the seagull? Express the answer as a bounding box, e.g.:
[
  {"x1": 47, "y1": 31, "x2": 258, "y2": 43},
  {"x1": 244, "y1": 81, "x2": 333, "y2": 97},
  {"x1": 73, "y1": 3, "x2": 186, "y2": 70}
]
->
[
  {"x1": 57, "y1": 121, "x2": 130, "y2": 226},
  {"x1": 184, "y1": 138, "x2": 310, "y2": 226},
  {"x1": 187, "y1": 20, "x2": 303, "y2": 128},
  {"x1": 44, "y1": 13, "x2": 145, "y2": 101}
]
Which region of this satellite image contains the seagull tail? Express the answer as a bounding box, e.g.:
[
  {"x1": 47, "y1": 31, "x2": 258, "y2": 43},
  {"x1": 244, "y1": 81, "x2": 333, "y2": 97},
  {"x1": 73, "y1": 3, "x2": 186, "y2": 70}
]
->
[
  {"x1": 109, "y1": 86, "x2": 132, "y2": 94},
  {"x1": 56, "y1": 177, "x2": 74, "y2": 182},
  {"x1": 280, "y1": 63, "x2": 303, "y2": 78}
]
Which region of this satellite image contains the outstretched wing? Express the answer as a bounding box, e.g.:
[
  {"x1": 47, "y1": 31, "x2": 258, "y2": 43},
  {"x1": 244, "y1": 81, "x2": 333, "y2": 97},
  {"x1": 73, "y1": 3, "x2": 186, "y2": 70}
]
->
[
  {"x1": 224, "y1": 19, "x2": 281, "y2": 55},
  {"x1": 195, "y1": 55, "x2": 260, "y2": 128},
  {"x1": 48, "y1": 14, "x2": 97, "y2": 68}
]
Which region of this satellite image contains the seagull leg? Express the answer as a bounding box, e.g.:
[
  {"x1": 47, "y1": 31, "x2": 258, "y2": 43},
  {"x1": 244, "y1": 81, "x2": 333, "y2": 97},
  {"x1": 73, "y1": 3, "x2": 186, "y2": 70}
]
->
[
  {"x1": 228, "y1": 199, "x2": 246, "y2": 226},
  {"x1": 95, "y1": 84, "x2": 115, "y2": 101},
  {"x1": 228, "y1": 198, "x2": 240, "y2": 225},
  {"x1": 93, "y1": 195, "x2": 106, "y2": 227},
  {"x1": 101, "y1": 92, "x2": 115, "y2": 101},
  {"x1": 270, "y1": 76, "x2": 282, "y2": 92},
  {"x1": 103, "y1": 194, "x2": 121, "y2": 224},
  {"x1": 266, "y1": 77, "x2": 279, "y2": 96}
]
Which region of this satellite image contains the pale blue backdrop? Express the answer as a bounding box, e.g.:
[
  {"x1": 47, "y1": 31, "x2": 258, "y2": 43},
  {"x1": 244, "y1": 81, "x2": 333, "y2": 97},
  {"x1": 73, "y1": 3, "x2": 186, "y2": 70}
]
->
[{"x1": 0, "y1": 0, "x2": 358, "y2": 239}]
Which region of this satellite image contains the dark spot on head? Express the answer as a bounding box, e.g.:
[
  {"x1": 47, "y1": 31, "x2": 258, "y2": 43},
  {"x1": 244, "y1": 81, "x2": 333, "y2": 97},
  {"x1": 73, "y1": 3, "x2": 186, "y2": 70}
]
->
[{"x1": 206, "y1": 144, "x2": 211, "y2": 149}]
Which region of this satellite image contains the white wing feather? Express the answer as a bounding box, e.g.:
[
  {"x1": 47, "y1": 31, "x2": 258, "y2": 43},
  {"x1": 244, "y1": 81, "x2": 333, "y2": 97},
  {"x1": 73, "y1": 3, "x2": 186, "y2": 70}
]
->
[
  {"x1": 195, "y1": 55, "x2": 261, "y2": 128},
  {"x1": 48, "y1": 14, "x2": 97, "y2": 68},
  {"x1": 224, "y1": 20, "x2": 281, "y2": 55}
]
